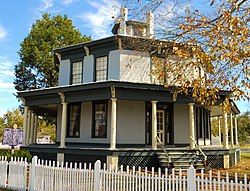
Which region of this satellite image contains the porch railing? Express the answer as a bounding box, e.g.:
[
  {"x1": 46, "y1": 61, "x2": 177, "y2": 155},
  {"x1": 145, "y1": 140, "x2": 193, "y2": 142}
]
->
[
  {"x1": 156, "y1": 136, "x2": 171, "y2": 162},
  {"x1": 190, "y1": 136, "x2": 207, "y2": 161}
]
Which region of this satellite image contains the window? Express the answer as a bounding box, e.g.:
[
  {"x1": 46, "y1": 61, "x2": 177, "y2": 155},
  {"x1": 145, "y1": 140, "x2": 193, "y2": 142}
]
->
[
  {"x1": 196, "y1": 107, "x2": 203, "y2": 139},
  {"x1": 95, "y1": 56, "x2": 107, "y2": 81},
  {"x1": 67, "y1": 103, "x2": 81, "y2": 137},
  {"x1": 195, "y1": 107, "x2": 211, "y2": 140},
  {"x1": 92, "y1": 102, "x2": 107, "y2": 138},
  {"x1": 71, "y1": 61, "x2": 82, "y2": 84}
]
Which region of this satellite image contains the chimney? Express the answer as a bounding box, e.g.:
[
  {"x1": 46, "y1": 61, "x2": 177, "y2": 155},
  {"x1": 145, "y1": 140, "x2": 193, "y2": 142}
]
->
[
  {"x1": 118, "y1": 6, "x2": 128, "y2": 35},
  {"x1": 146, "y1": 11, "x2": 154, "y2": 39}
]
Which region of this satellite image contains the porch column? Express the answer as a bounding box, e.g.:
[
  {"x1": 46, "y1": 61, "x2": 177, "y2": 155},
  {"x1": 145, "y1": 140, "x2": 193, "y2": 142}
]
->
[
  {"x1": 110, "y1": 98, "x2": 117, "y2": 150},
  {"x1": 26, "y1": 110, "x2": 32, "y2": 144},
  {"x1": 33, "y1": 114, "x2": 38, "y2": 144},
  {"x1": 23, "y1": 106, "x2": 28, "y2": 145},
  {"x1": 151, "y1": 100, "x2": 158, "y2": 150},
  {"x1": 59, "y1": 93, "x2": 67, "y2": 148},
  {"x1": 218, "y1": 116, "x2": 222, "y2": 146},
  {"x1": 30, "y1": 112, "x2": 35, "y2": 144},
  {"x1": 234, "y1": 115, "x2": 239, "y2": 145},
  {"x1": 230, "y1": 113, "x2": 234, "y2": 147},
  {"x1": 222, "y1": 109, "x2": 229, "y2": 148},
  {"x1": 188, "y1": 103, "x2": 195, "y2": 149}
]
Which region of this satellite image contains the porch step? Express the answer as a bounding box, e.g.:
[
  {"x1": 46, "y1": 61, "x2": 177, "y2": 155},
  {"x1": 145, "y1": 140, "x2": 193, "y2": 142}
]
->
[{"x1": 156, "y1": 150, "x2": 205, "y2": 170}]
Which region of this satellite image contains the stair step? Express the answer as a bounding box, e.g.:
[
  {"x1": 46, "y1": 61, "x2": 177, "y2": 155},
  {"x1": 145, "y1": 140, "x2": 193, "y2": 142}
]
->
[{"x1": 156, "y1": 151, "x2": 205, "y2": 170}]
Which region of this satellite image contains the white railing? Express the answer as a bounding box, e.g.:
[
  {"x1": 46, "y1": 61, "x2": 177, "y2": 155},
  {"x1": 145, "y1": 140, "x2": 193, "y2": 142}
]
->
[
  {"x1": 156, "y1": 136, "x2": 171, "y2": 162},
  {"x1": 0, "y1": 156, "x2": 249, "y2": 191},
  {"x1": 190, "y1": 136, "x2": 208, "y2": 161}
]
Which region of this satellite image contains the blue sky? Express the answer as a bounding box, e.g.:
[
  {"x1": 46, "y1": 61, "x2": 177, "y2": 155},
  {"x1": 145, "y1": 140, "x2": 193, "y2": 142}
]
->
[{"x1": 0, "y1": 0, "x2": 249, "y2": 116}]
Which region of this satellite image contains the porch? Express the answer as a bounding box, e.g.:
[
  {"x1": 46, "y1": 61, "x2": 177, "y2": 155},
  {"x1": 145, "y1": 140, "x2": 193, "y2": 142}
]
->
[{"x1": 21, "y1": 143, "x2": 241, "y2": 169}]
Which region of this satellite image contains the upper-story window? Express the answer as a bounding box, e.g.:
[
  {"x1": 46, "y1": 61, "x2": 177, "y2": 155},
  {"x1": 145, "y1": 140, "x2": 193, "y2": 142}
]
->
[
  {"x1": 71, "y1": 61, "x2": 83, "y2": 84},
  {"x1": 95, "y1": 56, "x2": 108, "y2": 81}
]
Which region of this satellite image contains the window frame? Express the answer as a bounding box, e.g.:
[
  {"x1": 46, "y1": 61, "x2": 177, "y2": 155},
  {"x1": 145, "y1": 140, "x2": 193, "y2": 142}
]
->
[
  {"x1": 195, "y1": 107, "x2": 211, "y2": 143},
  {"x1": 95, "y1": 56, "x2": 108, "y2": 82},
  {"x1": 92, "y1": 101, "x2": 108, "y2": 138},
  {"x1": 67, "y1": 102, "x2": 81, "y2": 138},
  {"x1": 71, "y1": 60, "x2": 83, "y2": 85}
]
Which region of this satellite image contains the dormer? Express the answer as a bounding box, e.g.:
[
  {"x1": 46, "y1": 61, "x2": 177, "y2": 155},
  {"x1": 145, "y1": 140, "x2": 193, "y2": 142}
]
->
[{"x1": 112, "y1": 6, "x2": 154, "y2": 39}]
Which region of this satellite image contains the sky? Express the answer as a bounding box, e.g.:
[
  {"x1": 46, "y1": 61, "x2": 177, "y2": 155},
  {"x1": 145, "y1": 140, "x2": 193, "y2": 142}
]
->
[{"x1": 0, "y1": 0, "x2": 249, "y2": 117}]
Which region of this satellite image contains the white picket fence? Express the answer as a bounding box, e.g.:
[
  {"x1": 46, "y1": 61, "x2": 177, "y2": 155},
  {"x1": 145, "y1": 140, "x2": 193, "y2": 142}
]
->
[{"x1": 0, "y1": 155, "x2": 249, "y2": 191}]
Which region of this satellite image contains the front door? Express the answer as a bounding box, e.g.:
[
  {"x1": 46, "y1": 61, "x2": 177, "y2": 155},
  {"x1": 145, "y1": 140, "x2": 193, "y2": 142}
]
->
[{"x1": 157, "y1": 110, "x2": 165, "y2": 145}]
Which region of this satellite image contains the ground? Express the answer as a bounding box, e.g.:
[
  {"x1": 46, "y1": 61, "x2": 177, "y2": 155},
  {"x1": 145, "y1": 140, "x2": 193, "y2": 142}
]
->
[{"x1": 208, "y1": 153, "x2": 250, "y2": 181}]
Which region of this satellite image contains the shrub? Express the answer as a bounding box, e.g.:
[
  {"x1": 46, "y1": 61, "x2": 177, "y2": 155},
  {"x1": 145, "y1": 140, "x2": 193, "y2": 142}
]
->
[{"x1": 0, "y1": 149, "x2": 32, "y2": 162}]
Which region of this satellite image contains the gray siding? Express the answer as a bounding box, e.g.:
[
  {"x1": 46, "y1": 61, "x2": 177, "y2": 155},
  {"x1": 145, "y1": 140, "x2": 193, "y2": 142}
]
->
[
  {"x1": 108, "y1": 50, "x2": 120, "y2": 80},
  {"x1": 116, "y1": 100, "x2": 145, "y2": 144},
  {"x1": 120, "y1": 50, "x2": 151, "y2": 83},
  {"x1": 174, "y1": 104, "x2": 190, "y2": 144},
  {"x1": 58, "y1": 59, "x2": 70, "y2": 86},
  {"x1": 83, "y1": 55, "x2": 94, "y2": 83}
]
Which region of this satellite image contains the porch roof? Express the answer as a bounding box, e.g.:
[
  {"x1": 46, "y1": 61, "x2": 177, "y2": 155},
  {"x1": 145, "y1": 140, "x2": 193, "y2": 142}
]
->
[{"x1": 17, "y1": 80, "x2": 232, "y2": 116}]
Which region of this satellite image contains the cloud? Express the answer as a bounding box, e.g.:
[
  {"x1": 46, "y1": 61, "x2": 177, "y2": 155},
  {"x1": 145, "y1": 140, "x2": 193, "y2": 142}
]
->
[
  {"x1": 0, "y1": 80, "x2": 15, "y2": 92},
  {"x1": 38, "y1": 0, "x2": 54, "y2": 12},
  {"x1": 61, "y1": 0, "x2": 78, "y2": 5},
  {"x1": 0, "y1": 70, "x2": 14, "y2": 77},
  {"x1": 0, "y1": 58, "x2": 15, "y2": 91},
  {"x1": 0, "y1": 24, "x2": 7, "y2": 40},
  {"x1": 78, "y1": 0, "x2": 119, "y2": 39}
]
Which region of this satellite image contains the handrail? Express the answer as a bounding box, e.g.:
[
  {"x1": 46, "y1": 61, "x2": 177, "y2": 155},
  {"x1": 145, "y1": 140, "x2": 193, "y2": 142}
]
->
[
  {"x1": 190, "y1": 136, "x2": 207, "y2": 161},
  {"x1": 156, "y1": 136, "x2": 171, "y2": 162}
]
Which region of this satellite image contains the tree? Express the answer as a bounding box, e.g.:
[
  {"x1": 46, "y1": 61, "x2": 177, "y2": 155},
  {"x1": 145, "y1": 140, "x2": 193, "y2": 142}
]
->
[
  {"x1": 37, "y1": 118, "x2": 56, "y2": 143},
  {"x1": 14, "y1": 13, "x2": 91, "y2": 91},
  {"x1": 237, "y1": 111, "x2": 250, "y2": 142},
  {"x1": 120, "y1": 0, "x2": 249, "y2": 107}
]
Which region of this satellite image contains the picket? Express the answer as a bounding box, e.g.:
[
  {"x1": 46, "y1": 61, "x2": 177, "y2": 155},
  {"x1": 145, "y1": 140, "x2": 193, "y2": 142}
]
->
[
  {"x1": 8, "y1": 157, "x2": 27, "y2": 191},
  {"x1": 0, "y1": 156, "x2": 249, "y2": 191},
  {"x1": 0, "y1": 156, "x2": 8, "y2": 188}
]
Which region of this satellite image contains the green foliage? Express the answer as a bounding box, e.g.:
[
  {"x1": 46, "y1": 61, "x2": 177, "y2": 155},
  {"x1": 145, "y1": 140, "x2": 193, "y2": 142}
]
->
[
  {"x1": 0, "y1": 150, "x2": 32, "y2": 162},
  {"x1": 14, "y1": 13, "x2": 91, "y2": 91},
  {"x1": 237, "y1": 111, "x2": 250, "y2": 142},
  {"x1": 37, "y1": 117, "x2": 56, "y2": 143}
]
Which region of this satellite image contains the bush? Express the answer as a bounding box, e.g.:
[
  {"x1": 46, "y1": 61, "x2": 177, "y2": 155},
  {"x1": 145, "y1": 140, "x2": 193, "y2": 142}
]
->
[{"x1": 0, "y1": 149, "x2": 32, "y2": 162}]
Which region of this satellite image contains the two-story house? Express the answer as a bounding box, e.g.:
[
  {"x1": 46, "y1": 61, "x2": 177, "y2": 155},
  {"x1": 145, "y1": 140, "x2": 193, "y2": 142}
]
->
[{"x1": 18, "y1": 7, "x2": 240, "y2": 169}]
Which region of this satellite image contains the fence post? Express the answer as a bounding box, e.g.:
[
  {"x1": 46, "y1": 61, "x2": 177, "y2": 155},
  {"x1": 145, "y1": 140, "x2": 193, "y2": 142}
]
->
[
  {"x1": 29, "y1": 156, "x2": 38, "y2": 191},
  {"x1": 94, "y1": 160, "x2": 101, "y2": 191},
  {"x1": 187, "y1": 165, "x2": 196, "y2": 191}
]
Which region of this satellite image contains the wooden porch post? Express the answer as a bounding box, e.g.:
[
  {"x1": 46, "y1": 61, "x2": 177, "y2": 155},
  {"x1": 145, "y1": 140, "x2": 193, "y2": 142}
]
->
[
  {"x1": 26, "y1": 110, "x2": 32, "y2": 144},
  {"x1": 218, "y1": 116, "x2": 222, "y2": 146},
  {"x1": 59, "y1": 93, "x2": 67, "y2": 148},
  {"x1": 151, "y1": 100, "x2": 158, "y2": 150},
  {"x1": 222, "y1": 108, "x2": 229, "y2": 148},
  {"x1": 234, "y1": 115, "x2": 239, "y2": 145},
  {"x1": 230, "y1": 113, "x2": 234, "y2": 147},
  {"x1": 33, "y1": 114, "x2": 38, "y2": 144},
  {"x1": 188, "y1": 103, "x2": 195, "y2": 149},
  {"x1": 23, "y1": 106, "x2": 29, "y2": 145},
  {"x1": 30, "y1": 112, "x2": 35, "y2": 144},
  {"x1": 110, "y1": 98, "x2": 117, "y2": 150}
]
